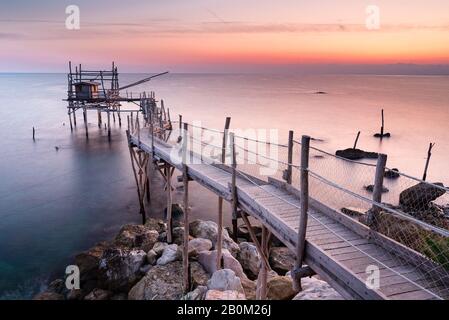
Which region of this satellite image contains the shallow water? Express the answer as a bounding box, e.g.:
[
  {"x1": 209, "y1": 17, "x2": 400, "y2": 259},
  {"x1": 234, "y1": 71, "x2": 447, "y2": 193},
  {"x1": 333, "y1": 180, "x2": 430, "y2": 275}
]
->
[{"x1": 0, "y1": 73, "x2": 448, "y2": 298}]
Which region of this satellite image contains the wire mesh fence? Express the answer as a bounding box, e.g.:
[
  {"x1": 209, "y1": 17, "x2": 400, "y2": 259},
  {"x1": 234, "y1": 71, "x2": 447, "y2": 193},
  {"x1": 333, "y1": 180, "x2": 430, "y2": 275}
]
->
[{"x1": 134, "y1": 100, "x2": 449, "y2": 299}]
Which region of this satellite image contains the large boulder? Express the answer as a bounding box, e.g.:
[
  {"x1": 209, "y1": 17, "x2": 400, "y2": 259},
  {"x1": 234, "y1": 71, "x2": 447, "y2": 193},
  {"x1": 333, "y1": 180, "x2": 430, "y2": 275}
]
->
[
  {"x1": 207, "y1": 269, "x2": 245, "y2": 294},
  {"x1": 74, "y1": 241, "x2": 110, "y2": 292},
  {"x1": 237, "y1": 242, "x2": 261, "y2": 279},
  {"x1": 269, "y1": 247, "x2": 295, "y2": 275},
  {"x1": 198, "y1": 249, "x2": 247, "y2": 279},
  {"x1": 144, "y1": 218, "x2": 166, "y2": 233},
  {"x1": 265, "y1": 272, "x2": 296, "y2": 300},
  {"x1": 114, "y1": 224, "x2": 159, "y2": 252},
  {"x1": 152, "y1": 242, "x2": 168, "y2": 256},
  {"x1": 205, "y1": 290, "x2": 245, "y2": 300},
  {"x1": 99, "y1": 247, "x2": 146, "y2": 291},
  {"x1": 399, "y1": 182, "x2": 446, "y2": 209},
  {"x1": 157, "y1": 244, "x2": 180, "y2": 265},
  {"x1": 188, "y1": 238, "x2": 213, "y2": 257},
  {"x1": 128, "y1": 261, "x2": 184, "y2": 300},
  {"x1": 189, "y1": 220, "x2": 240, "y2": 256},
  {"x1": 292, "y1": 277, "x2": 342, "y2": 300}
]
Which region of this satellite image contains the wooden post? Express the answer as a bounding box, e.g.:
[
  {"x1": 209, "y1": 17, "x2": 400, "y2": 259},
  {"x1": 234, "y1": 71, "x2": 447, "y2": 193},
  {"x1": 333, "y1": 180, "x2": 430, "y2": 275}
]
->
[
  {"x1": 131, "y1": 112, "x2": 134, "y2": 133},
  {"x1": 217, "y1": 117, "x2": 231, "y2": 269},
  {"x1": 353, "y1": 131, "x2": 361, "y2": 149},
  {"x1": 292, "y1": 135, "x2": 310, "y2": 292},
  {"x1": 380, "y1": 109, "x2": 384, "y2": 137},
  {"x1": 166, "y1": 163, "x2": 173, "y2": 244},
  {"x1": 422, "y1": 143, "x2": 435, "y2": 181},
  {"x1": 118, "y1": 106, "x2": 122, "y2": 127},
  {"x1": 182, "y1": 124, "x2": 190, "y2": 292},
  {"x1": 107, "y1": 110, "x2": 111, "y2": 140},
  {"x1": 368, "y1": 153, "x2": 388, "y2": 228},
  {"x1": 230, "y1": 133, "x2": 238, "y2": 241},
  {"x1": 73, "y1": 108, "x2": 77, "y2": 127},
  {"x1": 286, "y1": 130, "x2": 294, "y2": 184},
  {"x1": 97, "y1": 110, "x2": 102, "y2": 128},
  {"x1": 68, "y1": 111, "x2": 73, "y2": 131},
  {"x1": 179, "y1": 115, "x2": 182, "y2": 131},
  {"x1": 259, "y1": 225, "x2": 268, "y2": 300},
  {"x1": 127, "y1": 115, "x2": 130, "y2": 131},
  {"x1": 83, "y1": 107, "x2": 88, "y2": 139}
]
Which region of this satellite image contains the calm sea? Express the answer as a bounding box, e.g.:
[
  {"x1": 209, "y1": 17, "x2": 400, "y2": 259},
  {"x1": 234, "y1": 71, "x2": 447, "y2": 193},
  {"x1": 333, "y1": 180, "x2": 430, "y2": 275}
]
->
[{"x1": 0, "y1": 73, "x2": 448, "y2": 299}]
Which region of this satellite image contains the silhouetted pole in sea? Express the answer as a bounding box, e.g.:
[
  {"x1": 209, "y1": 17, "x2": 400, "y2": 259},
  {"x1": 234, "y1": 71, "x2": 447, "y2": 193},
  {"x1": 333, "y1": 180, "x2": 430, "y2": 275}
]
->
[{"x1": 422, "y1": 142, "x2": 435, "y2": 181}]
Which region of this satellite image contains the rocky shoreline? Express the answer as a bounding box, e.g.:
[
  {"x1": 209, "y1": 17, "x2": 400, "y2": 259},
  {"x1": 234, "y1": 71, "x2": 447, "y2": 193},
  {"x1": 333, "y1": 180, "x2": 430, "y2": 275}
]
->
[{"x1": 33, "y1": 217, "x2": 341, "y2": 300}]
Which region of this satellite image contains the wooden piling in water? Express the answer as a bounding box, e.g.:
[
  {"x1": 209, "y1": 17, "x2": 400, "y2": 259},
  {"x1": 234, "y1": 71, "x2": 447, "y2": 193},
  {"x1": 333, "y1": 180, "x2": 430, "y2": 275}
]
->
[
  {"x1": 32, "y1": 127, "x2": 35, "y2": 141},
  {"x1": 230, "y1": 133, "x2": 239, "y2": 242},
  {"x1": 353, "y1": 131, "x2": 361, "y2": 149},
  {"x1": 83, "y1": 107, "x2": 88, "y2": 139},
  {"x1": 422, "y1": 143, "x2": 435, "y2": 181}
]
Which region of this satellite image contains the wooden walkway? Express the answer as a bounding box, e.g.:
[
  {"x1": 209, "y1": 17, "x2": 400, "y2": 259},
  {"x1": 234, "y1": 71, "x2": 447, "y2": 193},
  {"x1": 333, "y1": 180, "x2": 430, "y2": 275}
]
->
[{"x1": 129, "y1": 132, "x2": 449, "y2": 300}]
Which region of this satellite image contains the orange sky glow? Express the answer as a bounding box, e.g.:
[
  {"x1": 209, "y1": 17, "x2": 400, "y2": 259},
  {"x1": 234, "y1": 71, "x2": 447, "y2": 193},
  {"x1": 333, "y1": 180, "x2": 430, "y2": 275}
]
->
[{"x1": 0, "y1": 0, "x2": 448, "y2": 72}]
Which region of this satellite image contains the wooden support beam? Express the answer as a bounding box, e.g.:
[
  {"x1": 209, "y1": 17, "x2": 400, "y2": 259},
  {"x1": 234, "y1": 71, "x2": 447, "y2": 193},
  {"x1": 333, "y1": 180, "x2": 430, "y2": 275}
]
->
[
  {"x1": 292, "y1": 135, "x2": 310, "y2": 292},
  {"x1": 83, "y1": 107, "x2": 88, "y2": 139},
  {"x1": 166, "y1": 162, "x2": 173, "y2": 244},
  {"x1": 73, "y1": 108, "x2": 77, "y2": 127},
  {"x1": 107, "y1": 110, "x2": 111, "y2": 140},
  {"x1": 68, "y1": 110, "x2": 73, "y2": 131},
  {"x1": 97, "y1": 109, "x2": 102, "y2": 128},
  {"x1": 230, "y1": 133, "x2": 238, "y2": 241},
  {"x1": 240, "y1": 212, "x2": 271, "y2": 271},
  {"x1": 258, "y1": 225, "x2": 269, "y2": 300},
  {"x1": 182, "y1": 155, "x2": 190, "y2": 292}
]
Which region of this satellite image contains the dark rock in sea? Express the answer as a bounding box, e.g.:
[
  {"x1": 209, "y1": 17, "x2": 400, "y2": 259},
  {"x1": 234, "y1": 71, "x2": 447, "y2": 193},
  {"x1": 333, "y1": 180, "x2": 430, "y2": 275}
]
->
[
  {"x1": 335, "y1": 148, "x2": 378, "y2": 160},
  {"x1": 399, "y1": 182, "x2": 446, "y2": 209},
  {"x1": 364, "y1": 184, "x2": 389, "y2": 193},
  {"x1": 373, "y1": 133, "x2": 391, "y2": 138},
  {"x1": 384, "y1": 168, "x2": 400, "y2": 179},
  {"x1": 33, "y1": 291, "x2": 65, "y2": 300},
  {"x1": 314, "y1": 91, "x2": 327, "y2": 94}
]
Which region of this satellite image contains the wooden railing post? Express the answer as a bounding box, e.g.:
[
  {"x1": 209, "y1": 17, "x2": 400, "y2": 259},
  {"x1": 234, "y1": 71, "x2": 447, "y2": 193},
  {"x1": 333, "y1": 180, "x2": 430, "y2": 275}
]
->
[
  {"x1": 230, "y1": 133, "x2": 239, "y2": 241},
  {"x1": 292, "y1": 135, "x2": 310, "y2": 292},
  {"x1": 182, "y1": 122, "x2": 190, "y2": 292},
  {"x1": 286, "y1": 130, "x2": 294, "y2": 184},
  {"x1": 217, "y1": 117, "x2": 231, "y2": 270},
  {"x1": 368, "y1": 153, "x2": 387, "y2": 228}
]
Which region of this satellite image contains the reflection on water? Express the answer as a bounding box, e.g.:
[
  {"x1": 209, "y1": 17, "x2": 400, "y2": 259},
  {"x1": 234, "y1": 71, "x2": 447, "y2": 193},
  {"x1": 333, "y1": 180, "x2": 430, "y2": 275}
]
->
[{"x1": 0, "y1": 73, "x2": 448, "y2": 298}]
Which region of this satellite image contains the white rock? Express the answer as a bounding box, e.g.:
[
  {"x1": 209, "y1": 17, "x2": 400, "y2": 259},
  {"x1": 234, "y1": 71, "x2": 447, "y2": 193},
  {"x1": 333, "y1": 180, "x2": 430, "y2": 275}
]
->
[
  {"x1": 207, "y1": 269, "x2": 244, "y2": 294},
  {"x1": 189, "y1": 220, "x2": 240, "y2": 256},
  {"x1": 205, "y1": 289, "x2": 246, "y2": 300},
  {"x1": 292, "y1": 277, "x2": 343, "y2": 300},
  {"x1": 198, "y1": 249, "x2": 247, "y2": 279},
  {"x1": 157, "y1": 244, "x2": 179, "y2": 265}
]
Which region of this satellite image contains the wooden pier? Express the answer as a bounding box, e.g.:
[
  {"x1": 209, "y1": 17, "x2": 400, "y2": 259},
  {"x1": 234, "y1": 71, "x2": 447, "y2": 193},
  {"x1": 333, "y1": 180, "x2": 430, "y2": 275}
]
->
[{"x1": 125, "y1": 99, "x2": 449, "y2": 300}]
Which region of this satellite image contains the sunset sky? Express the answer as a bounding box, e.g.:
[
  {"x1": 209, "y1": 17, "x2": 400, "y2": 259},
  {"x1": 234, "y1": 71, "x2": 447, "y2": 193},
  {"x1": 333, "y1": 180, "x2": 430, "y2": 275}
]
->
[{"x1": 1, "y1": 0, "x2": 449, "y2": 73}]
